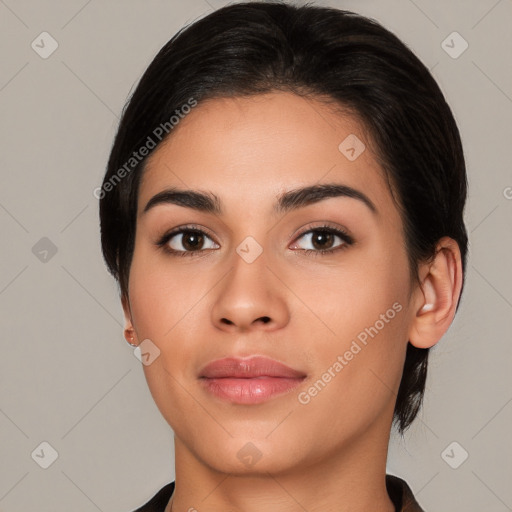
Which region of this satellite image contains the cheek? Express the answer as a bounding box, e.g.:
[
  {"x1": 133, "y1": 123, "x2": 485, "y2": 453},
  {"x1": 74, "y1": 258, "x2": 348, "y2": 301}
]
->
[
  {"x1": 292, "y1": 248, "x2": 410, "y2": 348},
  {"x1": 293, "y1": 275, "x2": 409, "y2": 436},
  {"x1": 127, "y1": 250, "x2": 210, "y2": 428},
  {"x1": 127, "y1": 248, "x2": 208, "y2": 384},
  {"x1": 128, "y1": 246, "x2": 204, "y2": 336},
  {"x1": 292, "y1": 242, "x2": 411, "y2": 410}
]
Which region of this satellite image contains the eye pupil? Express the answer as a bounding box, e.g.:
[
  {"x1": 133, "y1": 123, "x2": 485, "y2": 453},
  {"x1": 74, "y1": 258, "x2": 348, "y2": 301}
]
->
[
  {"x1": 312, "y1": 231, "x2": 334, "y2": 250},
  {"x1": 183, "y1": 231, "x2": 203, "y2": 250}
]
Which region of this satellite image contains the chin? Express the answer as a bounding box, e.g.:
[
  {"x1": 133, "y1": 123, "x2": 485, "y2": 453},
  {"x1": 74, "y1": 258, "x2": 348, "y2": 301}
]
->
[{"x1": 193, "y1": 435, "x2": 304, "y2": 476}]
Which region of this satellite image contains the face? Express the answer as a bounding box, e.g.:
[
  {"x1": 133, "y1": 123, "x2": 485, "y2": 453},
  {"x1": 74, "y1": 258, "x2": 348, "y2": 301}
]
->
[{"x1": 124, "y1": 92, "x2": 418, "y2": 475}]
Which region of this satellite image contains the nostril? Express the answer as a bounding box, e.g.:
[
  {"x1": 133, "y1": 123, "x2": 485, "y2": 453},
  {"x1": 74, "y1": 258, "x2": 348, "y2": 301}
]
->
[{"x1": 219, "y1": 316, "x2": 271, "y2": 326}]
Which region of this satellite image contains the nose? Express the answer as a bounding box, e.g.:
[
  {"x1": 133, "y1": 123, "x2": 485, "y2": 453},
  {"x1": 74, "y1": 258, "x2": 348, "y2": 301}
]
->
[{"x1": 210, "y1": 248, "x2": 289, "y2": 333}]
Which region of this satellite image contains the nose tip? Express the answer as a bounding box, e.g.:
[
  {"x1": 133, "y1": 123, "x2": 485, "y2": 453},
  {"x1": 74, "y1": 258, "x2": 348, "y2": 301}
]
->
[{"x1": 211, "y1": 254, "x2": 289, "y2": 333}]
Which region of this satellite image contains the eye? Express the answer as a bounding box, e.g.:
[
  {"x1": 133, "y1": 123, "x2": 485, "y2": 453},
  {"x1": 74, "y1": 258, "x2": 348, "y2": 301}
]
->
[
  {"x1": 290, "y1": 225, "x2": 353, "y2": 255},
  {"x1": 157, "y1": 226, "x2": 219, "y2": 257},
  {"x1": 156, "y1": 224, "x2": 353, "y2": 258}
]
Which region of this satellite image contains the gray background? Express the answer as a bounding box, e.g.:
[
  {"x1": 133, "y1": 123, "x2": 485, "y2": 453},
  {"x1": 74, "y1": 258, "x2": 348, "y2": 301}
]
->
[{"x1": 0, "y1": 0, "x2": 511, "y2": 510}]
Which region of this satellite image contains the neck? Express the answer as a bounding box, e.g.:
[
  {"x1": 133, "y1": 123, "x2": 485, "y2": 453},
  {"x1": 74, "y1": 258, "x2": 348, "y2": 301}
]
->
[{"x1": 167, "y1": 420, "x2": 396, "y2": 512}]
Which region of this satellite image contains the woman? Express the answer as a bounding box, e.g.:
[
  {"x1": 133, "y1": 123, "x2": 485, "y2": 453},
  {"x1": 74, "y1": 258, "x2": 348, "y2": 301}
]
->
[{"x1": 99, "y1": 2, "x2": 468, "y2": 511}]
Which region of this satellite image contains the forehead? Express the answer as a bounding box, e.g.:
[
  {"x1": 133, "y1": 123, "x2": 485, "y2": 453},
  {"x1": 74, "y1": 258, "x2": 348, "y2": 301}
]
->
[{"x1": 139, "y1": 92, "x2": 392, "y2": 216}]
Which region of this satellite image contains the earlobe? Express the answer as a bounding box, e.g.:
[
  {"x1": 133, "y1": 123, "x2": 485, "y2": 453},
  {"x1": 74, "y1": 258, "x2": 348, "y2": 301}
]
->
[
  {"x1": 124, "y1": 329, "x2": 138, "y2": 347},
  {"x1": 121, "y1": 294, "x2": 139, "y2": 347},
  {"x1": 409, "y1": 237, "x2": 463, "y2": 349}
]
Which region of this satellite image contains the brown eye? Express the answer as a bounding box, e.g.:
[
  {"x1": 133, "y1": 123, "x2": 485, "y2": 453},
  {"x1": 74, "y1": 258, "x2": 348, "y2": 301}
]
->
[
  {"x1": 310, "y1": 231, "x2": 336, "y2": 250},
  {"x1": 292, "y1": 227, "x2": 352, "y2": 254},
  {"x1": 181, "y1": 231, "x2": 204, "y2": 251},
  {"x1": 164, "y1": 229, "x2": 219, "y2": 254}
]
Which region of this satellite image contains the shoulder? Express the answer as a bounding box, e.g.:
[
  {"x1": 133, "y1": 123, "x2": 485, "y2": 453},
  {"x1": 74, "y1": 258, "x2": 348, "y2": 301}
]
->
[
  {"x1": 386, "y1": 474, "x2": 426, "y2": 512},
  {"x1": 130, "y1": 482, "x2": 175, "y2": 512}
]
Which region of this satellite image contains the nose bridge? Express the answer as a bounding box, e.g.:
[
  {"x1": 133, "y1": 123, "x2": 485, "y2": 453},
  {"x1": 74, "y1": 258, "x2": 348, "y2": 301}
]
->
[{"x1": 210, "y1": 233, "x2": 288, "y2": 331}]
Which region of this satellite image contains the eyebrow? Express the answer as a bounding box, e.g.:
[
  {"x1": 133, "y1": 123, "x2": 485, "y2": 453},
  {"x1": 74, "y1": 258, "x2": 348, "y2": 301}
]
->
[{"x1": 142, "y1": 183, "x2": 377, "y2": 216}]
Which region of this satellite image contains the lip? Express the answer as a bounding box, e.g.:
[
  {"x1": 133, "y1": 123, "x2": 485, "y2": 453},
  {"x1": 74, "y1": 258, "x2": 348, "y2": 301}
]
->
[{"x1": 199, "y1": 356, "x2": 307, "y2": 404}]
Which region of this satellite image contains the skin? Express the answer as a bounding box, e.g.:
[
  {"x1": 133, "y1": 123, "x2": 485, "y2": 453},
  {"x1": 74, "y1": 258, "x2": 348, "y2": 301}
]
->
[{"x1": 122, "y1": 92, "x2": 463, "y2": 512}]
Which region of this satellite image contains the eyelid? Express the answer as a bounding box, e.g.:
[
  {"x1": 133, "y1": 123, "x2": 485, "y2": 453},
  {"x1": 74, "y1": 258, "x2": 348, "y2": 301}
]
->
[
  {"x1": 156, "y1": 224, "x2": 219, "y2": 249},
  {"x1": 290, "y1": 222, "x2": 353, "y2": 245},
  {"x1": 288, "y1": 232, "x2": 352, "y2": 257},
  {"x1": 159, "y1": 223, "x2": 216, "y2": 239}
]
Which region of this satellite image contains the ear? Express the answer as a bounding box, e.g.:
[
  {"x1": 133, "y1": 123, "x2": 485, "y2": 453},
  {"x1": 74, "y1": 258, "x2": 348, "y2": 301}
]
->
[
  {"x1": 121, "y1": 294, "x2": 139, "y2": 346},
  {"x1": 408, "y1": 237, "x2": 464, "y2": 349}
]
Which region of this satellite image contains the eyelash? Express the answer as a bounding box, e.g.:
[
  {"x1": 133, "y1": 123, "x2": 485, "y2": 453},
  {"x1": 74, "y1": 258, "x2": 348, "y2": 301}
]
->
[{"x1": 156, "y1": 224, "x2": 354, "y2": 258}]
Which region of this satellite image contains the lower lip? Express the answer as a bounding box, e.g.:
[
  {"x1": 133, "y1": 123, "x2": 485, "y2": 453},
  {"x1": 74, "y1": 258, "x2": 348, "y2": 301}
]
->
[{"x1": 200, "y1": 376, "x2": 305, "y2": 404}]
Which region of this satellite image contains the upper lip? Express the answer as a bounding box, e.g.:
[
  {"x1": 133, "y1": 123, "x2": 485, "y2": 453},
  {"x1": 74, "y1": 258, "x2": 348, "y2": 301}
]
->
[{"x1": 199, "y1": 356, "x2": 306, "y2": 379}]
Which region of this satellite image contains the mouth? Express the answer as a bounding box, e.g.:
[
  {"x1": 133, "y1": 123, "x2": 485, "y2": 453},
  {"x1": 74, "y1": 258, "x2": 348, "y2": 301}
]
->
[{"x1": 198, "y1": 356, "x2": 307, "y2": 404}]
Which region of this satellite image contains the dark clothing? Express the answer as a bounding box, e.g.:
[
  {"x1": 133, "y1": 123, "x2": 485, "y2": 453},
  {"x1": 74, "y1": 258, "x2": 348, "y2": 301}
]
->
[
  {"x1": 386, "y1": 475, "x2": 426, "y2": 512},
  {"x1": 132, "y1": 474, "x2": 425, "y2": 511},
  {"x1": 132, "y1": 481, "x2": 174, "y2": 512}
]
